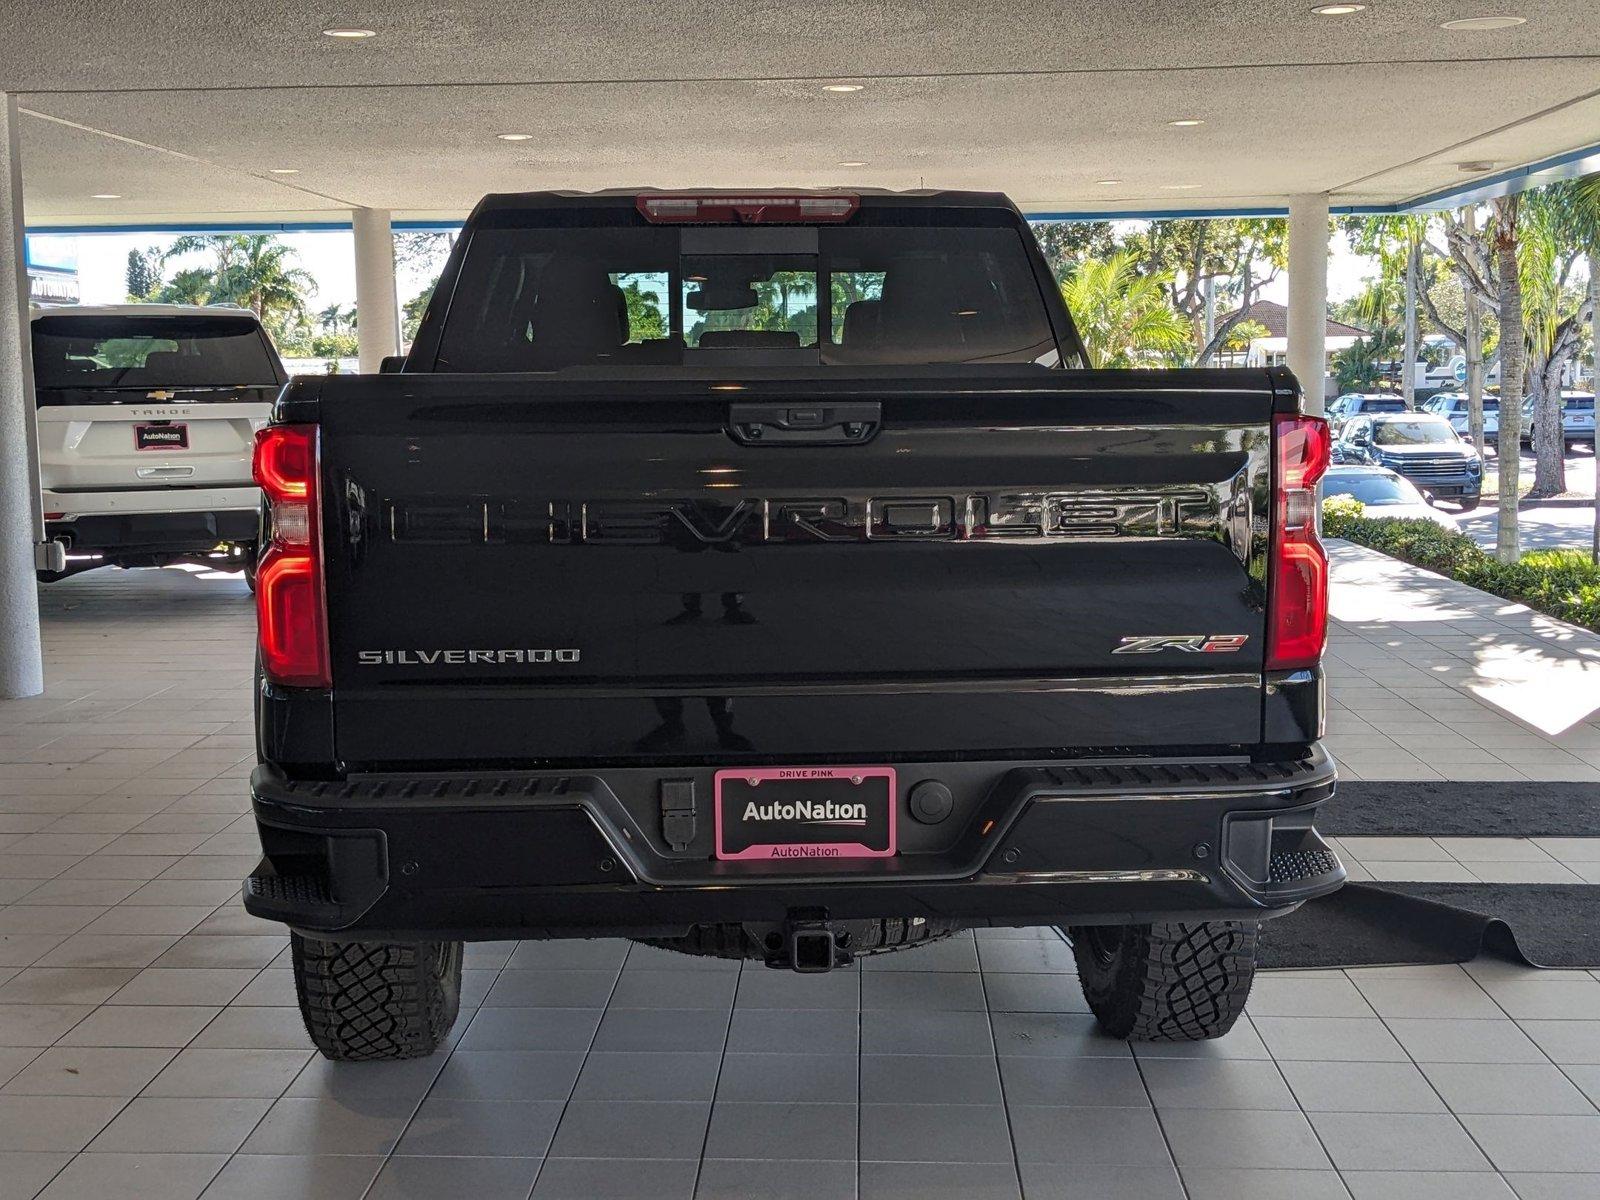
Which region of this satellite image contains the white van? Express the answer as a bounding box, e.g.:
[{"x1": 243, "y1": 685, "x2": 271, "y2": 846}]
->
[{"x1": 31, "y1": 305, "x2": 287, "y2": 583}]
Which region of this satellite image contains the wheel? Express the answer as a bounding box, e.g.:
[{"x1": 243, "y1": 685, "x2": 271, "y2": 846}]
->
[
  {"x1": 1065, "y1": 920, "x2": 1258, "y2": 1041},
  {"x1": 291, "y1": 934, "x2": 462, "y2": 1061},
  {"x1": 1457, "y1": 496, "x2": 1480, "y2": 512},
  {"x1": 239, "y1": 541, "x2": 259, "y2": 593}
]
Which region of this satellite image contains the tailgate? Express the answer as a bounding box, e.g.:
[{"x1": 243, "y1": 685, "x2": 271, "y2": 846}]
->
[
  {"x1": 37, "y1": 389, "x2": 275, "y2": 492},
  {"x1": 317, "y1": 373, "x2": 1278, "y2": 767}
]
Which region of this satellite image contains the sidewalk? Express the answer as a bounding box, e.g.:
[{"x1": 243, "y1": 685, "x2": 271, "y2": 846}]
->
[{"x1": 1325, "y1": 540, "x2": 1600, "y2": 783}]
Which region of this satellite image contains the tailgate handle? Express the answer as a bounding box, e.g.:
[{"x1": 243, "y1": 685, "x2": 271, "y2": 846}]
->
[
  {"x1": 728, "y1": 402, "x2": 881, "y2": 446},
  {"x1": 136, "y1": 466, "x2": 195, "y2": 479}
]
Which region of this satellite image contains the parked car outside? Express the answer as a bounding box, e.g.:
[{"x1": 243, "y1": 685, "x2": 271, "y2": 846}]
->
[
  {"x1": 1420, "y1": 391, "x2": 1499, "y2": 441},
  {"x1": 1326, "y1": 391, "x2": 1409, "y2": 436},
  {"x1": 1335, "y1": 412, "x2": 1482, "y2": 510},
  {"x1": 1522, "y1": 391, "x2": 1596, "y2": 448},
  {"x1": 32, "y1": 304, "x2": 286, "y2": 584},
  {"x1": 1323, "y1": 466, "x2": 1457, "y2": 529}
]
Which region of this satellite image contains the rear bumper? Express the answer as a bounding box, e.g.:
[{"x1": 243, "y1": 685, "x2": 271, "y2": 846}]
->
[
  {"x1": 245, "y1": 746, "x2": 1343, "y2": 940},
  {"x1": 46, "y1": 488, "x2": 259, "y2": 556}
]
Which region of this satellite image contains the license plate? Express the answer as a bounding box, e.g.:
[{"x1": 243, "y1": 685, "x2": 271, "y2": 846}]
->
[
  {"x1": 134, "y1": 423, "x2": 189, "y2": 451},
  {"x1": 714, "y1": 767, "x2": 896, "y2": 862}
]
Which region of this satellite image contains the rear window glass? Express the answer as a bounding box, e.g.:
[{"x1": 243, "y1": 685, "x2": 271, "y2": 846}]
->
[
  {"x1": 432, "y1": 219, "x2": 1058, "y2": 371},
  {"x1": 1367, "y1": 398, "x2": 1407, "y2": 412},
  {"x1": 32, "y1": 314, "x2": 281, "y2": 395}
]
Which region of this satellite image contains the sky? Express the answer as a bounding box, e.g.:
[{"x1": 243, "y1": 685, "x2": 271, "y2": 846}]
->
[{"x1": 39, "y1": 222, "x2": 1378, "y2": 312}]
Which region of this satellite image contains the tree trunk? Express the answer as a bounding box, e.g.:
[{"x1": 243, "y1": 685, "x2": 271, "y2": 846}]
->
[
  {"x1": 1493, "y1": 197, "x2": 1523, "y2": 564},
  {"x1": 1463, "y1": 207, "x2": 1487, "y2": 455},
  {"x1": 1529, "y1": 350, "x2": 1566, "y2": 497},
  {"x1": 1403, "y1": 239, "x2": 1419, "y2": 408}
]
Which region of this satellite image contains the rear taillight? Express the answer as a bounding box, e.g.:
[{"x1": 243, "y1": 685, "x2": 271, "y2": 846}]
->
[
  {"x1": 636, "y1": 193, "x2": 859, "y2": 224},
  {"x1": 1266, "y1": 413, "x2": 1332, "y2": 672},
  {"x1": 253, "y1": 424, "x2": 330, "y2": 687}
]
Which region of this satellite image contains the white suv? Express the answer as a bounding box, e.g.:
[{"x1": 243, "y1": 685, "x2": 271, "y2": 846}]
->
[{"x1": 31, "y1": 304, "x2": 286, "y2": 584}]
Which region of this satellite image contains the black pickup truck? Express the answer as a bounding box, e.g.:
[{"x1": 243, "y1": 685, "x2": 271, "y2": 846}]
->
[{"x1": 245, "y1": 189, "x2": 1342, "y2": 1060}]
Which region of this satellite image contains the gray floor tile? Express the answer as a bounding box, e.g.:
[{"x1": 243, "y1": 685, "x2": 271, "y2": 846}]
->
[
  {"x1": 996, "y1": 1055, "x2": 1148, "y2": 1107},
  {"x1": 1459, "y1": 1114, "x2": 1600, "y2": 1173},
  {"x1": 703, "y1": 1101, "x2": 857, "y2": 1161},
  {"x1": 1309, "y1": 1112, "x2": 1492, "y2": 1172},
  {"x1": 0, "y1": 1003, "x2": 94, "y2": 1046},
  {"x1": 694, "y1": 1158, "x2": 854, "y2": 1199},
  {"x1": 35, "y1": 1151, "x2": 226, "y2": 1200},
  {"x1": 1246, "y1": 973, "x2": 1376, "y2": 1018},
  {"x1": 0, "y1": 1095, "x2": 125, "y2": 1152},
  {"x1": 1129, "y1": 1018, "x2": 1271, "y2": 1060},
  {"x1": 991, "y1": 1012, "x2": 1130, "y2": 1058},
  {"x1": 1518, "y1": 1021, "x2": 1600, "y2": 1065},
  {"x1": 481, "y1": 970, "x2": 619, "y2": 1009},
  {"x1": 717, "y1": 1052, "x2": 857, "y2": 1103},
  {"x1": 1421, "y1": 1062, "x2": 1597, "y2": 1115},
  {"x1": 1353, "y1": 977, "x2": 1504, "y2": 1020},
  {"x1": 592, "y1": 1007, "x2": 730, "y2": 1053},
  {"x1": 608, "y1": 970, "x2": 738, "y2": 1010},
  {"x1": 861, "y1": 1102, "x2": 1014, "y2": 1164},
  {"x1": 240, "y1": 1095, "x2": 414, "y2": 1156},
  {"x1": 1160, "y1": 1107, "x2": 1330, "y2": 1169},
  {"x1": 427, "y1": 1050, "x2": 585, "y2": 1102},
  {"x1": 0, "y1": 967, "x2": 139, "y2": 1006},
  {"x1": 284, "y1": 1053, "x2": 449, "y2": 1102},
  {"x1": 189, "y1": 1006, "x2": 312, "y2": 1050},
  {"x1": 981, "y1": 973, "x2": 1090, "y2": 1014},
  {"x1": 0, "y1": 1154, "x2": 73, "y2": 1200},
  {"x1": 198, "y1": 1153, "x2": 385, "y2": 1200},
  {"x1": 862, "y1": 1161, "x2": 1022, "y2": 1200},
  {"x1": 531, "y1": 1157, "x2": 698, "y2": 1200},
  {"x1": 1137, "y1": 1057, "x2": 1298, "y2": 1110},
  {"x1": 106, "y1": 968, "x2": 254, "y2": 1007},
  {"x1": 54, "y1": 1004, "x2": 218, "y2": 1048},
  {"x1": 859, "y1": 1008, "x2": 991, "y2": 1056},
  {"x1": 393, "y1": 1097, "x2": 563, "y2": 1158},
  {"x1": 143, "y1": 1048, "x2": 312, "y2": 1098},
  {"x1": 455, "y1": 1006, "x2": 602, "y2": 1052},
  {"x1": 1341, "y1": 1172, "x2": 1517, "y2": 1199},
  {"x1": 87, "y1": 1096, "x2": 271, "y2": 1153},
  {"x1": 548, "y1": 1100, "x2": 710, "y2": 1159},
  {"x1": 862, "y1": 971, "x2": 988, "y2": 1012},
  {"x1": 1009, "y1": 1105, "x2": 1170, "y2": 1166},
  {"x1": 1385, "y1": 1018, "x2": 1547, "y2": 1064},
  {"x1": 574, "y1": 1051, "x2": 722, "y2": 1102},
  {"x1": 1180, "y1": 1168, "x2": 1353, "y2": 1200},
  {"x1": 726, "y1": 1008, "x2": 858, "y2": 1055},
  {"x1": 1251, "y1": 1016, "x2": 1408, "y2": 1062},
  {"x1": 508, "y1": 939, "x2": 631, "y2": 970},
  {"x1": 1, "y1": 1045, "x2": 176, "y2": 1096},
  {"x1": 861, "y1": 1052, "x2": 1001, "y2": 1105},
  {"x1": 1503, "y1": 1173, "x2": 1600, "y2": 1199},
  {"x1": 366, "y1": 1155, "x2": 542, "y2": 1200},
  {"x1": 975, "y1": 938, "x2": 1076, "y2": 975},
  {"x1": 734, "y1": 969, "x2": 859, "y2": 1011},
  {"x1": 1278, "y1": 1060, "x2": 1448, "y2": 1113}
]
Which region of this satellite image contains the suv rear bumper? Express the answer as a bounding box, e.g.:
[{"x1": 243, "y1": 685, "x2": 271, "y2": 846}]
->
[
  {"x1": 245, "y1": 746, "x2": 1342, "y2": 940},
  {"x1": 45, "y1": 487, "x2": 259, "y2": 556}
]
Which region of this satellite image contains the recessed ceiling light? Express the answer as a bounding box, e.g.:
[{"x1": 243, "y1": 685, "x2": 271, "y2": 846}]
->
[
  {"x1": 823, "y1": 83, "x2": 864, "y2": 93},
  {"x1": 90, "y1": 193, "x2": 122, "y2": 199},
  {"x1": 268, "y1": 168, "x2": 299, "y2": 175},
  {"x1": 836, "y1": 160, "x2": 868, "y2": 167},
  {"x1": 1167, "y1": 118, "x2": 1205, "y2": 127},
  {"x1": 1312, "y1": 4, "x2": 1367, "y2": 14},
  {"x1": 1161, "y1": 183, "x2": 1202, "y2": 190},
  {"x1": 495, "y1": 133, "x2": 534, "y2": 141},
  {"x1": 1094, "y1": 178, "x2": 1122, "y2": 185},
  {"x1": 1458, "y1": 160, "x2": 1497, "y2": 172},
  {"x1": 1440, "y1": 16, "x2": 1527, "y2": 31},
  {"x1": 321, "y1": 27, "x2": 376, "y2": 38}
]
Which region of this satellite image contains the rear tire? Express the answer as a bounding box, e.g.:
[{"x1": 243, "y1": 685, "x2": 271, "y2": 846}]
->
[
  {"x1": 291, "y1": 934, "x2": 462, "y2": 1061},
  {"x1": 1457, "y1": 497, "x2": 1480, "y2": 512},
  {"x1": 1066, "y1": 920, "x2": 1258, "y2": 1041}
]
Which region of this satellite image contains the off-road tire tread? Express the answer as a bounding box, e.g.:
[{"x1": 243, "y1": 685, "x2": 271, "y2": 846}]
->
[
  {"x1": 639, "y1": 916, "x2": 963, "y2": 961},
  {"x1": 291, "y1": 934, "x2": 462, "y2": 1061},
  {"x1": 1066, "y1": 920, "x2": 1258, "y2": 1041}
]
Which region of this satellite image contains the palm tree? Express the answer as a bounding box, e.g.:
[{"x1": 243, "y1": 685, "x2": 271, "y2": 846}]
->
[
  {"x1": 214, "y1": 235, "x2": 316, "y2": 330},
  {"x1": 1492, "y1": 195, "x2": 1525, "y2": 564},
  {"x1": 154, "y1": 268, "x2": 214, "y2": 307},
  {"x1": 1349, "y1": 215, "x2": 1431, "y2": 406},
  {"x1": 1060, "y1": 252, "x2": 1191, "y2": 369},
  {"x1": 1543, "y1": 173, "x2": 1600, "y2": 560}
]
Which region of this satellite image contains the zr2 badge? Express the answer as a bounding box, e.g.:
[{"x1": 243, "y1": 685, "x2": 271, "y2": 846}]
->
[{"x1": 1113, "y1": 634, "x2": 1250, "y2": 654}]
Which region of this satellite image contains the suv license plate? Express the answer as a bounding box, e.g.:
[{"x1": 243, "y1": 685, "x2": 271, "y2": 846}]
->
[
  {"x1": 134, "y1": 423, "x2": 189, "y2": 451},
  {"x1": 714, "y1": 767, "x2": 896, "y2": 862}
]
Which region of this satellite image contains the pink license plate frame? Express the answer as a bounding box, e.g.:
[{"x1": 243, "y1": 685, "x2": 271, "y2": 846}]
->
[{"x1": 713, "y1": 766, "x2": 897, "y2": 862}]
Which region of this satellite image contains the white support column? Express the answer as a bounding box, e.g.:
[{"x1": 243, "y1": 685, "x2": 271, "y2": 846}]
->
[
  {"x1": 1287, "y1": 193, "x2": 1331, "y2": 417},
  {"x1": 0, "y1": 94, "x2": 45, "y2": 698},
  {"x1": 352, "y1": 207, "x2": 400, "y2": 374}
]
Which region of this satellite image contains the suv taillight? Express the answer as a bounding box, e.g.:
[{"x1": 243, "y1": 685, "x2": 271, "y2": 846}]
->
[
  {"x1": 1266, "y1": 413, "x2": 1331, "y2": 672},
  {"x1": 252, "y1": 424, "x2": 330, "y2": 687}
]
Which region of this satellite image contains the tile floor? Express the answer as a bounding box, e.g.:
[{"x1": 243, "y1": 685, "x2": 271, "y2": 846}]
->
[{"x1": 1, "y1": 546, "x2": 1597, "y2": 1199}]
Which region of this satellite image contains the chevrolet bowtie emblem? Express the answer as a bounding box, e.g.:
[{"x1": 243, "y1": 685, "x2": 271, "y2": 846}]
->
[{"x1": 145, "y1": 390, "x2": 178, "y2": 401}]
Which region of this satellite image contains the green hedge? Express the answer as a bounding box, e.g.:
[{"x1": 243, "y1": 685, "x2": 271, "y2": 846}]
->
[{"x1": 1322, "y1": 497, "x2": 1600, "y2": 633}]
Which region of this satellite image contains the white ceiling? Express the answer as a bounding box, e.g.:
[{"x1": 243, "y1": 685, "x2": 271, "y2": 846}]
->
[{"x1": 8, "y1": 1, "x2": 1600, "y2": 226}]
